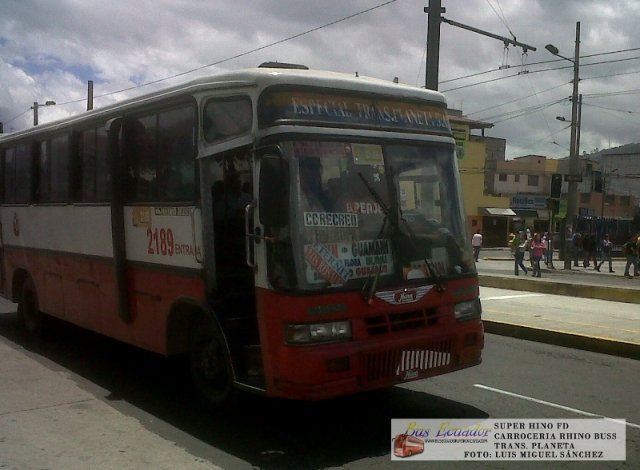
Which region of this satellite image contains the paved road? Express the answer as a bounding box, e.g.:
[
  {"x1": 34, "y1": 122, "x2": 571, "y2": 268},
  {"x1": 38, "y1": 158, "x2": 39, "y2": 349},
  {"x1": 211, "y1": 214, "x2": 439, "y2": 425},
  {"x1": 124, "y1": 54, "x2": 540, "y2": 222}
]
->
[{"x1": 1, "y1": 254, "x2": 638, "y2": 469}]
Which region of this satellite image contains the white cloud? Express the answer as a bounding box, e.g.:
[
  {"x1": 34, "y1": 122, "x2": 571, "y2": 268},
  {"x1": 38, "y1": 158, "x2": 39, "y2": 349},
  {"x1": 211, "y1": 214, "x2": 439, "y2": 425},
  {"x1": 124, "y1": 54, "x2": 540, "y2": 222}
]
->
[{"x1": 2, "y1": 0, "x2": 640, "y2": 158}]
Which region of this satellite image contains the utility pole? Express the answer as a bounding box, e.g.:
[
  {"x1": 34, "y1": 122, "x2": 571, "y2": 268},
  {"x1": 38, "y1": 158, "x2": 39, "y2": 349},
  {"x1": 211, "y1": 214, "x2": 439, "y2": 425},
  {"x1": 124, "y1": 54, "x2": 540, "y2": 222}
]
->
[
  {"x1": 424, "y1": 0, "x2": 444, "y2": 90},
  {"x1": 546, "y1": 21, "x2": 581, "y2": 269},
  {"x1": 87, "y1": 80, "x2": 94, "y2": 111},
  {"x1": 31, "y1": 100, "x2": 56, "y2": 126},
  {"x1": 423, "y1": 0, "x2": 536, "y2": 91}
]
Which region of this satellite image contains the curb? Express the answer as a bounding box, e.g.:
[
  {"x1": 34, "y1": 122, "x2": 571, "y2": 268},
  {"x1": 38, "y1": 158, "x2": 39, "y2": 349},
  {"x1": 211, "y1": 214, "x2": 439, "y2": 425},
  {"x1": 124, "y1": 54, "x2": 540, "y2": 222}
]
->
[
  {"x1": 483, "y1": 320, "x2": 640, "y2": 361},
  {"x1": 478, "y1": 275, "x2": 640, "y2": 304}
]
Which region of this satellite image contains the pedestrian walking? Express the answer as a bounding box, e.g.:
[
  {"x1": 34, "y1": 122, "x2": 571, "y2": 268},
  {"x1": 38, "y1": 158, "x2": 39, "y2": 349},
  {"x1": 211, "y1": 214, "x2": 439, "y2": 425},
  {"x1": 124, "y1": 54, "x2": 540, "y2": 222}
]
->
[
  {"x1": 623, "y1": 234, "x2": 637, "y2": 279},
  {"x1": 582, "y1": 233, "x2": 598, "y2": 268},
  {"x1": 571, "y1": 231, "x2": 582, "y2": 267},
  {"x1": 472, "y1": 229, "x2": 483, "y2": 262},
  {"x1": 542, "y1": 231, "x2": 555, "y2": 267},
  {"x1": 596, "y1": 234, "x2": 614, "y2": 273},
  {"x1": 526, "y1": 227, "x2": 534, "y2": 269},
  {"x1": 508, "y1": 231, "x2": 517, "y2": 257},
  {"x1": 633, "y1": 232, "x2": 640, "y2": 277},
  {"x1": 514, "y1": 231, "x2": 529, "y2": 276},
  {"x1": 530, "y1": 232, "x2": 546, "y2": 278}
]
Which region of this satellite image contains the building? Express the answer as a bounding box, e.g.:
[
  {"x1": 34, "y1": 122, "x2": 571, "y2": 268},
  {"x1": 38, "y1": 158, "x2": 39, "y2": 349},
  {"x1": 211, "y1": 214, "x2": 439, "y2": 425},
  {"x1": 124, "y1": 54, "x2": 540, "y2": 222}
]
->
[
  {"x1": 448, "y1": 110, "x2": 511, "y2": 247},
  {"x1": 448, "y1": 114, "x2": 639, "y2": 248}
]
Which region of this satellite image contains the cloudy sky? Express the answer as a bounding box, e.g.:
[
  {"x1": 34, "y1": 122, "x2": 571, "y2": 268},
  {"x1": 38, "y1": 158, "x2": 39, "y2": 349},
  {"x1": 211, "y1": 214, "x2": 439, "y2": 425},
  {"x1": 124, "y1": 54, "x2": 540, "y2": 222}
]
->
[{"x1": 2, "y1": 0, "x2": 640, "y2": 160}]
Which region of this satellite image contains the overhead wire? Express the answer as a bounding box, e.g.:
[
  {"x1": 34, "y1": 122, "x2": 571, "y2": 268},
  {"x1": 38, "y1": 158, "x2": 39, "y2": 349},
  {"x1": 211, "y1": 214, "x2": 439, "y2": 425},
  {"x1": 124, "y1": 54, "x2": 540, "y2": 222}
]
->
[{"x1": 9, "y1": 0, "x2": 399, "y2": 115}]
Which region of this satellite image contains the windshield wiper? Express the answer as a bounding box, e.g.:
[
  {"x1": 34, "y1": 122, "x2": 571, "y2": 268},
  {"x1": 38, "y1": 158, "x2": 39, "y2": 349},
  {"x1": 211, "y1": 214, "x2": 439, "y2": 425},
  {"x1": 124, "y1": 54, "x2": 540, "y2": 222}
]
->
[
  {"x1": 356, "y1": 172, "x2": 446, "y2": 298},
  {"x1": 358, "y1": 170, "x2": 446, "y2": 304}
]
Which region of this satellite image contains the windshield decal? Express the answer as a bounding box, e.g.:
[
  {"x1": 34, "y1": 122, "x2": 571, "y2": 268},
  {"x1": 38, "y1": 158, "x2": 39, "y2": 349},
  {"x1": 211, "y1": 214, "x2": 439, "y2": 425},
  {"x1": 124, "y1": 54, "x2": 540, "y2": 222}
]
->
[
  {"x1": 350, "y1": 143, "x2": 384, "y2": 165},
  {"x1": 304, "y1": 212, "x2": 358, "y2": 227},
  {"x1": 304, "y1": 240, "x2": 395, "y2": 285},
  {"x1": 304, "y1": 242, "x2": 350, "y2": 285},
  {"x1": 344, "y1": 201, "x2": 384, "y2": 215}
]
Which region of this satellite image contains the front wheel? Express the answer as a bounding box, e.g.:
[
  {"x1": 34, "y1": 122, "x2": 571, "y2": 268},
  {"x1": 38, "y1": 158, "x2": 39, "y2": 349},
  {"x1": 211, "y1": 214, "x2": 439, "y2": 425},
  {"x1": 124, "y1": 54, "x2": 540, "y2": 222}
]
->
[
  {"x1": 189, "y1": 317, "x2": 237, "y2": 411},
  {"x1": 17, "y1": 277, "x2": 44, "y2": 336}
]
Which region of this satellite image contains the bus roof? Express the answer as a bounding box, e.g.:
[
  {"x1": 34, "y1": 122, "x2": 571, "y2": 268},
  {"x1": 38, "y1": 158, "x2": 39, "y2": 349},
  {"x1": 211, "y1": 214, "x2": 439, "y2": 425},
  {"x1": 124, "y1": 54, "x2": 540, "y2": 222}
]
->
[{"x1": 0, "y1": 66, "x2": 448, "y2": 142}]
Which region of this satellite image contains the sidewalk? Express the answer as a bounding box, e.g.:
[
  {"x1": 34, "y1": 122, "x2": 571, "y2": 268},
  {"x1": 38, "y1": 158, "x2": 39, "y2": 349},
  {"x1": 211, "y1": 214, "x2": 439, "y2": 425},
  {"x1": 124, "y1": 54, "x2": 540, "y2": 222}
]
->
[{"x1": 476, "y1": 247, "x2": 640, "y2": 360}]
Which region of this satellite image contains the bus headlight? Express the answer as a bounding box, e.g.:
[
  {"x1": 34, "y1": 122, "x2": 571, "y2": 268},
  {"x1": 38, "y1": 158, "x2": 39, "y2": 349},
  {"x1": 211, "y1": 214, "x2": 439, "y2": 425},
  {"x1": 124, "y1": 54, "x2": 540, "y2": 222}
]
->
[
  {"x1": 454, "y1": 299, "x2": 482, "y2": 321},
  {"x1": 285, "y1": 321, "x2": 352, "y2": 345}
]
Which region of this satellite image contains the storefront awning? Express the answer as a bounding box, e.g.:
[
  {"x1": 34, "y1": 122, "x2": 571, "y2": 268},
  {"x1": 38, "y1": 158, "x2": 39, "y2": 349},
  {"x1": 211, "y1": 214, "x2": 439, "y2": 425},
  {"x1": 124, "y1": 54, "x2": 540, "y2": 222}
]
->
[
  {"x1": 512, "y1": 209, "x2": 539, "y2": 218},
  {"x1": 484, "y1": 207, "x2": 517, "y2": 216}
]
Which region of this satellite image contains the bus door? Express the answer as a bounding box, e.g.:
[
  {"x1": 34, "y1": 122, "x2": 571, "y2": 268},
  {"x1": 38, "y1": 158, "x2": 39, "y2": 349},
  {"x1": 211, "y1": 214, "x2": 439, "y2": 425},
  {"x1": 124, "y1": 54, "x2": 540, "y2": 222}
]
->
[
  {"x1": 199, "y1": 141, "x2": 262, "y2": 384},
  {"x1": 209, "y1": 145, "x2": 255, "y2": 295},
  {"x1": 0, "y1": 220, "x2": 4, "y2": 295}
]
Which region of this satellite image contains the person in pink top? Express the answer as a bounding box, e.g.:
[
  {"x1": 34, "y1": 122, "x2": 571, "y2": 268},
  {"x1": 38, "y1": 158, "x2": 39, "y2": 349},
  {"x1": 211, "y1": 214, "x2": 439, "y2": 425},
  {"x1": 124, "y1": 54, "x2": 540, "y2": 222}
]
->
[{"x1": 530, "y1": 232, "x2": 546, "y2": 278}]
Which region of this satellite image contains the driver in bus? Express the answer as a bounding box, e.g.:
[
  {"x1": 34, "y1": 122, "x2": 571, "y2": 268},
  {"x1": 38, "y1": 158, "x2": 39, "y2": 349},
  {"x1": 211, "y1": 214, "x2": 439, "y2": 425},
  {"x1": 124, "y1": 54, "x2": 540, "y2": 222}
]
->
[{"x1": 299, "y1": 158, "x2": 332, "y2": 212}]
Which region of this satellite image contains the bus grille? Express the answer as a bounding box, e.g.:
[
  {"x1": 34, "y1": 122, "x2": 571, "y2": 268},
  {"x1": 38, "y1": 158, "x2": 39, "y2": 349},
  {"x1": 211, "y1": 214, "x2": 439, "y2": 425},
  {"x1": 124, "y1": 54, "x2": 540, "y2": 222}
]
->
[
  {"x1": 364, "y1": 308, "x2": 440, "y2": 335},
  {"x1": 360, "y1": 339, "x2": 453, "y2": 383}
]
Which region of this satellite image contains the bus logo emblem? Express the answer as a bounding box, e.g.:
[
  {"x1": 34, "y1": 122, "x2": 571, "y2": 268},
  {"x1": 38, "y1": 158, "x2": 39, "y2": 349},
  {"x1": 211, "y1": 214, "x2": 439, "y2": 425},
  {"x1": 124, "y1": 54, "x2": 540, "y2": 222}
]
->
[{"x1": 375, "y1": 286, "x2": 431, "y2": 305}]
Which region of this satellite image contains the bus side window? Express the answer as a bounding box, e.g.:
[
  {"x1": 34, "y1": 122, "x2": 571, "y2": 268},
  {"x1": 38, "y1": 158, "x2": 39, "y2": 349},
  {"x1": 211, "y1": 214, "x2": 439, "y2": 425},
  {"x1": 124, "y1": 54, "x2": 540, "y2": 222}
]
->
[
  {"x1": 76, "y1": 126, "x2": 111, "y2": 202},
  {"x1": 157, "y1": 104, "x2": 196, "y2": 201},
  {"x1": 3, "y1": 147, "x2": 16, "y2": 204},
  {"x1": 14, "y1": 143, "x2": 32, "y2": 203},
  {"x1": 123, "y1": 116, "x2": 157, "y2": 201},
  {"x1": 50, "y1": 134, "x2": 70, "y2": 202},
  {"x1": 203, "y1": 97, "x2": 252, "y2": 143}
]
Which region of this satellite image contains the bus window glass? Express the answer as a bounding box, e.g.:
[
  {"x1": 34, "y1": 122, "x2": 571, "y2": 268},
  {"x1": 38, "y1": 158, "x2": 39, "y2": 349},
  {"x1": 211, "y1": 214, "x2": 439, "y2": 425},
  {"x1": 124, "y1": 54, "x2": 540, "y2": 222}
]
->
[
  {"x1": 15, "y1": 143, "x2": 31, "y2": 203},
  {"x1": 79, "y1": 127, "x2": 110, "y2": 202},
  {"x1": 36, "y1": 141, "x2": 50, "y2": 202},
  {"x1": 124, "y1": 115, "x2": 157, "y2": 201},
  {"x1": 3, "y1": 148, "x2": 16, "y2": 203},
  {"x1": 80, "y1": 128, "x2": 97, "y2": 200},
  {"x1": 95, "y1": 126, "x2": 110, "y2": 201},
  {"x1": 203, "y1": 97, "x2": 252, "y2": 143},
  {"x1": 266, "y1": 140, "x2": 472, "y2": 291},
  {"x1": 50, "y1": 134, "x2": 70, "y2": 201},
  {"x1": 157, "y1": 104, "x2": 195, "y2": 201}
]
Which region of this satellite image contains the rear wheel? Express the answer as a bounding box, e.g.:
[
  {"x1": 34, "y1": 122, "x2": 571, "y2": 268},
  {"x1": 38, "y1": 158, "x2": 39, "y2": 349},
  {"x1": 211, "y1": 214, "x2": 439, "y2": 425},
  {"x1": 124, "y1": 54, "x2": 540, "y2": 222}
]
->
[
  {"x1": 17, "y1": 277, "x2": 44, "y2": 336},
  {"x1": 189, "y1": 317, "x2": 237, "y2": 411}
]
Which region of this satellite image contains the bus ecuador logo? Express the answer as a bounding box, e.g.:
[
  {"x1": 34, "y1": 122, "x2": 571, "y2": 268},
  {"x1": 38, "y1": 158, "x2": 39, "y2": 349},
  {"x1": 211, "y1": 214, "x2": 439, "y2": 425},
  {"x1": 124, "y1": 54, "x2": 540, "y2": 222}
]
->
[{"x1": 393, "y1": 434, "x2": 425, "y2": 458}]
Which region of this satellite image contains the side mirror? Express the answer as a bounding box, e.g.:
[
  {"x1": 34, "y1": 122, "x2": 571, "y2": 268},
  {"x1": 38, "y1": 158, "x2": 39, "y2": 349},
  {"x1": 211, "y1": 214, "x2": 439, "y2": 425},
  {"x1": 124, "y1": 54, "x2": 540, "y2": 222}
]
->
[{"x1": 259, "y1": 152, "x2": 289, "y2": 228}]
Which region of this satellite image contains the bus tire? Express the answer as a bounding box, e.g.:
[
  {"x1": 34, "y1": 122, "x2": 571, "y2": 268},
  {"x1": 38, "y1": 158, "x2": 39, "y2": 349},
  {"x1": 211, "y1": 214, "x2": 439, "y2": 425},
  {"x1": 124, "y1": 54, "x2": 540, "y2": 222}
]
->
[
  {"x1": 17, "y1": 277, "x2": 44, "y2": 336},
  {"x1": 189, "y1": 317, "x2": 237, "y2": 411}
]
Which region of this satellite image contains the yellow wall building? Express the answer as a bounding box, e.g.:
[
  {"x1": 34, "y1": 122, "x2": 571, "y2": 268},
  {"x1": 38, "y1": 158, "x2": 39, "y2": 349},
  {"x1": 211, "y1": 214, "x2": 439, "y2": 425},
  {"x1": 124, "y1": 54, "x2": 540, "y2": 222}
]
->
[{"x1": 449, "y1": 111, "x2": 511, "y2": 246}]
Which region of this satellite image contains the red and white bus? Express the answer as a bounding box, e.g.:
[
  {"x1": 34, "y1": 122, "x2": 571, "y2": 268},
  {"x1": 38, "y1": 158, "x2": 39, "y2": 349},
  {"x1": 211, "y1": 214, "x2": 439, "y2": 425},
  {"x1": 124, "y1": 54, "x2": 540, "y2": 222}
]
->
[{"x1": 0, "y1": 63, "x2": 483, "y2": 408}]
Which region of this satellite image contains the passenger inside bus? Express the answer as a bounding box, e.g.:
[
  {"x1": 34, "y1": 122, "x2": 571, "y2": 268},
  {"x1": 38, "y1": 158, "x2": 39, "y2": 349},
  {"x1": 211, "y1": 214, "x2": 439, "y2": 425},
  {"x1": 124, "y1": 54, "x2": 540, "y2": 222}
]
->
[
  {"x1": 212, "y1": 165, "x2": 254, "y2": 291},
  {"x1": 299, "y1": 158, "x2": 331, "y2": 212}
]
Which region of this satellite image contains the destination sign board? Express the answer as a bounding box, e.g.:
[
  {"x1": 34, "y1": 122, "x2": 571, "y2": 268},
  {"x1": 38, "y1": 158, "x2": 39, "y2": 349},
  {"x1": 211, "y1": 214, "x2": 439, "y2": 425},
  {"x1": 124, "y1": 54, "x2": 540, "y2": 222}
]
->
[{"x1": 259, "y1": 88, "x2": 451, "y2": 134}]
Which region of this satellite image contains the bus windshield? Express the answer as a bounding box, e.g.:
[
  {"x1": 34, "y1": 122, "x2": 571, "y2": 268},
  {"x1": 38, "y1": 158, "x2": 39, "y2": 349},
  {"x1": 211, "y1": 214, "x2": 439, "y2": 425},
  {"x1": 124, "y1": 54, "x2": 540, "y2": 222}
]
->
[{"x1": 266, "y1": 140, "x2": 475, "y2": 291}]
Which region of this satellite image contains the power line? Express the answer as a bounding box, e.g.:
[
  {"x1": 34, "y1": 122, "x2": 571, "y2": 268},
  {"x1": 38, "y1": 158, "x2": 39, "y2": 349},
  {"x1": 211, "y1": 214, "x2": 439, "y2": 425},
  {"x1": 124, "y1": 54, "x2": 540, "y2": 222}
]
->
[
  {"x1": 485, "y1": 0, "x2": 516, "y2": 39},
  {"x1": 2, "y1": 109, "x2": 30, "y2": 126},
  {"x1": 440, "y1": 47, "x2": 640, "y2": 85},
  {"x1": 441, "y1": 54, "x2": 640, "y2": 93},
  {"x1": 3, "y1": 1, "x2": 399, "y2": 126},
  {"x1": 467, "y1": 82, "x2": 568, "y2": 115},
  {"x1": 92, "y1": 1, "x2": 398, "y2": 101}
]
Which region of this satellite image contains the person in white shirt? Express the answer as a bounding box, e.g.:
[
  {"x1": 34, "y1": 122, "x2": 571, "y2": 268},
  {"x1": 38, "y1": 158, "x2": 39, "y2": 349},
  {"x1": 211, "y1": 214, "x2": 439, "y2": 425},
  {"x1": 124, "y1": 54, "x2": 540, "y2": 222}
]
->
[{"x1": 471, "y1": 230, "x2": 483, "y2": 262}]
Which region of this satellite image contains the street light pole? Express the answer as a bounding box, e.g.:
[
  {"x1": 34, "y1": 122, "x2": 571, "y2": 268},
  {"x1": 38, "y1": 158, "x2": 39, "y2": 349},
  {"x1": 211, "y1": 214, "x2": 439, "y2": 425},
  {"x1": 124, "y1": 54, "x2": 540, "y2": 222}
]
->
[
  {"x1": 31, "y1": 100, "x2": 56, "y2": 126},
  {"x1": 546, "y1": 21, "x2": 580, "y2": 269},
  {"x1": 567, "y1": 22, "x2": 581, "y2": 235}
]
